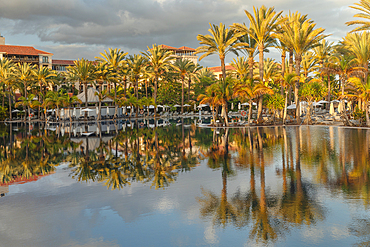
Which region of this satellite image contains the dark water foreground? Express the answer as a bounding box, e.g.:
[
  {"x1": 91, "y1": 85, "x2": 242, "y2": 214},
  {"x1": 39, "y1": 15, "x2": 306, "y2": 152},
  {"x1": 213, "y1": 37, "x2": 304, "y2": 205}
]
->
[{"x1": 0, "y1": 122, "x2": 369, "y2": 247}]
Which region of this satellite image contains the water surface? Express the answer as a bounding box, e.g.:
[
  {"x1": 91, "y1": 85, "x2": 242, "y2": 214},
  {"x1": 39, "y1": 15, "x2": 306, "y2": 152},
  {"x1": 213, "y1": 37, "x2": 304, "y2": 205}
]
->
[{"x1": 0, "y1": 122, "x2": 369, "y2": 246}]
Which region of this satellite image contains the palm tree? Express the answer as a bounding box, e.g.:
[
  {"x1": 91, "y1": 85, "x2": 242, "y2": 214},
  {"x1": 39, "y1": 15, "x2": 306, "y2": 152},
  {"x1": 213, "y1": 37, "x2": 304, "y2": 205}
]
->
[
  {"x1": 327, "y1": 52, "x2": 362, "y2": 96},
  {"x1": 142, "y1": 44, "x2": 174, "y2": 114},
  {"x1": 300, "y1": 78, "x2": 326, "y2": 124},
  {"x1": 198, "y1": 84, "x2": 218, "y2": 124},
  {"x1": 275, "y1": 15, "x2": 327, "y2": 123},
  {"x1": 233, "y1": 78, "x2": 273, "y2": 124},
  {"x1": 173, "y1": 59, "x2": 194, "y2": 114},
  {"x1": 230, "y1": 57, "x2": 249, "y2": 80},
  {"x1": 96, "y1": 48, "x2": 127, "y2": 118},
  {"x1": 278, "y1": 73, "x2": 300, "y2": 124},
  {"x1": 232, "y1": 6, "x2": 284, "y2": 122},
  {"x1": 196, "y1": 23, "x2": 245, "y2": 80},
  {"x1": 127, "y1": 54, "x2": 147, "y2": 99},
  {"x1": 14, "y1": 63, "x2": 35, "y2": 100},
  {"x1": 346, "y1": 0, "x2": 370, "y2": 32},
  {"x1": 15, "y1": 94, "x2": 38, "y2": 121},
  {"x1": 186, "y1": 63, "x2": 202, "y2": 102},
  {"x1": 65, "y1": 94, "x2": 82, "y2": 123},
  {"x1": 67, "y1": 58, "x2": 96, "y2": 120},
  {"x1": 213, "y1": 78, "x2": 234, "y2": 126},
  {"x1": 0, "y1": 59, "x2": 14, "y2": 120},
  {"x1": 14, "y1": 63, "x2": 36, "y2": 120},
  {"x1": 44, "y1": 91, "x2": 68, "y2": 120},
  {"x1": 343, "y1": 32, "x2": 370, "y2": 80},
  {"x1": 349, "y1": 76, "x2": 370, "y2": 126},
  {"x1": 32, "y1": 66, "x2": 57, "y2": 119},
  {"x1": 236, "y1": 32, "x2": 262, "y2": 79},
  {"x1": 95, "y1": 89, "x2": 108, "y2": 121},
  {"x1": 301, "y1": 52, "x2": 317, "y2": 77}
]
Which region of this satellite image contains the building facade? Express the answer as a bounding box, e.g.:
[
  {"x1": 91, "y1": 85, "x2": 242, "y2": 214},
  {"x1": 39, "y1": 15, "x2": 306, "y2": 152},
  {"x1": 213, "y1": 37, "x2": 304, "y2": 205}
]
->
[
  {"x1": 0, "y1": 35, "x2": 53, "y2": 68},
  {"x1": 159, "y1": 45, "x2": 198, "y2": 64}
]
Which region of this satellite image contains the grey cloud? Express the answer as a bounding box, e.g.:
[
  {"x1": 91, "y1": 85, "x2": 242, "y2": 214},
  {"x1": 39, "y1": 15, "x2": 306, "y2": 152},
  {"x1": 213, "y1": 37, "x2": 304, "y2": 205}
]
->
[{"x1": 0, "y1": 0, "x2": 358, "y2": 66}]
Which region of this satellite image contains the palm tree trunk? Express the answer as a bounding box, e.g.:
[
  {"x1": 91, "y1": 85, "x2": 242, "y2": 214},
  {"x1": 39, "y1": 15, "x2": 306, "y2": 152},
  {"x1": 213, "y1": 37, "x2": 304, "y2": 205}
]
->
[
  {"x1": 154, "y1": 75, "x2": 158, "y2": 116},
  {"x1": 257, "y1": 96, "x2": 263, "y2": 124},
  {"x1": 248, "y1": 99, "x2": 253, "y2": 124},
  {"x1": 366, "y1": 101, "x2": 370, "y2": 127},
  {"x1": 289, "y1": 50, "x2": 294, "y2": 74},
  {"x1": 188, "y1": 77, "x2": 191, "y2": 102},
  {"x1": 257, "y1": 45, "x2": 264, "y2": 123},
  {"x1": 135, "y1": 76, "x2": 139, "y2": 99},
  {"x1": 283, "y1": 91, "x2": 288, "y2": 125},
  {"x1": 223, "y1": 103, "x2": 228, "y2": 127},
  {"x1": 181, "y1": 77, "x2": 184, "y2": 114},
  {"x1": 221, "y1": 57, "x2": 226, "y2": 80},
  {"x1": 114, "y1": 82, "x2": 118, "y2": 119},
  {"x1": 327, "y1": 75, "x2": 331, "y2": 110},
  {"x1": 258, "y1": 45, "x2": 264, "y2": 81},
  {"x1": 28, "y1": 105, "x2": 31, "y2": 122},
  {"x1": 145, "y1": 80, "x2": 148, "y2": 98},
  {"x1": 248, "y1": 57, "x2": 254, "y2": 79},
  {"x1": 295, "y1": 55, "x2": 302, "y2": 124},
  {"x1": 84, "y1": 81, "x2": 88, "y2": 121},
  {"x1": 8, "y1": 87, "x2": 12, "y2": 121},
  {"x1": 281, "y1": 52, "x2": 286, "y2": 95}
]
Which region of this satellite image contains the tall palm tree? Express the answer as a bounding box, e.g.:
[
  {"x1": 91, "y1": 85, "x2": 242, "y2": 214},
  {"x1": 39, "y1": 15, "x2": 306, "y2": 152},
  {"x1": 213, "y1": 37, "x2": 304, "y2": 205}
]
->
[
  {"x1": 44, "y1": 91, "x2": 68, "y2": 120},
  {"x1": 230, "y1": 57, "x2": 249, "y2": 80},
  {"x1": 67, "y1": 59, "x2": 96, "y2": 120},
  {"x1": 232, "y1": 6, "x2": 284, "y2": 122},
  {"x1": 94, "y1": 89, "x2": 108, "y2": 121},
  {"x1": 186, "y1": 63, "x2": 202, "y2": 102},
  {"x1": 15, "y1": 94, "x2": 38, "y2": 121},
  {"x1": 127, "y1": 54, "x2": 147, "y2": 99},
  {"x1": 346, "y1": 0, "x2": 370, "y2": 32},
  {"x1": 14, "y1": 63, "x2": 36, "y2": 119},
  {"x1": 275, "y1": 15, "x2": 327, "y2": 123},
  {"x1": 278, "y1": 73, "x2": 300, "y2": 124},
  {"x1": 96, "y1": 48, "x2": 127, "y2": 118},
  {"x1": 65, "y1": 94, "x2": 82, "y2": 123},
  {"x1": 327, "y1": 52, "x2": 361, "y2": 96},
  {"x1": 198, "y1": 84, "x2": 218, "y2": 124},
  {"x1": 343, "y1": 32, "x2": 370, "y2": 80},
  {"x1": 173, "y1": 59, "x2": 194, "y2": 114},
  {"x1": 196, "y1": 23, "x2": 245, "y2": 80},
  {"x1": 142, "y1": 44, "x2": 174, "y2": 114},
  {"x1": 0, "y1": 59, "x2": 14, "y2": 120},
  {"x1": 213, "y1": 78, "x2": 234, "y2": 126},
  {"x1": 236, "y1": 32, "x2": 262, "y2": 79},
  {"x1": 233, "y1": 78, "x2": 273, "y2": 124},
  {"x1": 32, "y1": 67, "x2": 57, "y2": 119},
  {"x1": 349, "y1": 76, "x2": 370, "y2": 126}
]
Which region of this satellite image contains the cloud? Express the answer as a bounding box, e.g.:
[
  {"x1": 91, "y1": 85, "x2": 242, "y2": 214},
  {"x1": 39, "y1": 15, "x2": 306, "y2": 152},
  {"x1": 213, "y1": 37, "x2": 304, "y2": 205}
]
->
[{"x1": 0, "y1": 0, "x2": 358, "y2": 65}]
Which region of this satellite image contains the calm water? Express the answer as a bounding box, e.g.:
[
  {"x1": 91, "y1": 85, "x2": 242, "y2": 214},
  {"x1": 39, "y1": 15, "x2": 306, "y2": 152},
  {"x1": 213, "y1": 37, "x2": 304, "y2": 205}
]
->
[{"x1": 0, "y1": 122, "x2": 370, "y2": 247}]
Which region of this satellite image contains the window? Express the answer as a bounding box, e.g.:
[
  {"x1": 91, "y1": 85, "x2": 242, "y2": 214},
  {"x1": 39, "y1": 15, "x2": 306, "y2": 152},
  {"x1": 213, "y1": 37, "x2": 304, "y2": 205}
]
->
[{"x1": 42, "y1": 56, "x2": 49, "y2": 63}]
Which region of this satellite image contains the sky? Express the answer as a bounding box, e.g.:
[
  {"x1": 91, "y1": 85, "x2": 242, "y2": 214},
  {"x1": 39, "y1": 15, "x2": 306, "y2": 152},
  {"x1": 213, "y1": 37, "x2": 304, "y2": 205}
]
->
[{"x1": 0, "y1": 0, "x2": 359, "y2": 67}]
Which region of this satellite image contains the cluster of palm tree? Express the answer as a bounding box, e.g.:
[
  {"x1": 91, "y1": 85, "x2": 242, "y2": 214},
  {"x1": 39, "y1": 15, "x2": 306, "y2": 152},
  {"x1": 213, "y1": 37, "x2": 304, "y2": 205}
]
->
[
  {"x1": 0, "y1": 46, "x2": 211, "y2": 122},
  {"x1": 195, "y1": 2, "x2": 370, "y2": 126}
]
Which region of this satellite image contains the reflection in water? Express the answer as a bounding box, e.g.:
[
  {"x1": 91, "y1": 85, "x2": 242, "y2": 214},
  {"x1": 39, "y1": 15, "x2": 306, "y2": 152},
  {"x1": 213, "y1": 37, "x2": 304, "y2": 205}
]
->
[{"x1": 0, "y1": 122, "x2": 370, "y2": 245}]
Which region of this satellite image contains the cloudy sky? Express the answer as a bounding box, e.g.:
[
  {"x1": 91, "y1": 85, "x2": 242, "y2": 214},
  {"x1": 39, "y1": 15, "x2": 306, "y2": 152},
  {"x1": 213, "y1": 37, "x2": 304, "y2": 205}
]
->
[{"x1": 0, "y1": 0, "x2": 359, "y2": 67}]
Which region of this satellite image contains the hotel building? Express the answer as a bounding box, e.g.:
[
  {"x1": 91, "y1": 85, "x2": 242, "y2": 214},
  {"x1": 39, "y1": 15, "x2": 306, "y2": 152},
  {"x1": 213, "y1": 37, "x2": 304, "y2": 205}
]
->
[
  {"x1": 159, "y1": 45, "x2": 198, "y2": 64},
  {"x1": 0, "y1": 35, "x2": 53, "y2": 68}
]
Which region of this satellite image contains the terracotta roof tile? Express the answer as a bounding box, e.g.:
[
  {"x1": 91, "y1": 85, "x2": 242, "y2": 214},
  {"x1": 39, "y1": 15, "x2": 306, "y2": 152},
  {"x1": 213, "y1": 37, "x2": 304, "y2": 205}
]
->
[
  {"x1": 209, "y1": 65, "x2": 236, "y2": 73},
  {"x1": 160, "y1": 44, "x2": 196, "y2": 52},
  {"x1": 177, "y1": 46, "x2": 196, "y2": 51},
  {"x1": 0, "y1": 45, "x2": 52, "y2": 56},
  {"x1": 159, "y1": 44, "x2": 178, "y2": 50},
  {"x1": 52, "y1": 59, "x2": 75, "y2": 65}
]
